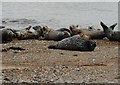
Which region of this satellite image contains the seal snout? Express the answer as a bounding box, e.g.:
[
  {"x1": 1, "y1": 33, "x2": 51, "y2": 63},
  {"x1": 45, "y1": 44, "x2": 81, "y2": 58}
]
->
[
  {"x1": 87, "y1": 41, "x2": 96, "y2": 51},
  {"x1": 92, "y1": 42, "x2": 96, "y2": 48},
  {"x1": 48, "y1": 45, "x2": 56, "y2": 49}
]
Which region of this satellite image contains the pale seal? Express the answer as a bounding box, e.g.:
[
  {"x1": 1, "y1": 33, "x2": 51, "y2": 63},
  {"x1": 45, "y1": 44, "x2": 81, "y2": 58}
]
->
[{"x1": 69, "y1": 25, "x2": 105, "y2": 39}]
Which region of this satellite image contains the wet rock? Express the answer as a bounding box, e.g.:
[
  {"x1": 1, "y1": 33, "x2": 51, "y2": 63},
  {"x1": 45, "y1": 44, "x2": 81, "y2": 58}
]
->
[
  {"x1": 2, "y1": 48, "x2": 8, "y2": 52},
  {"x1": 0, "y1": 26, "x2": 5, "y2": 29}
]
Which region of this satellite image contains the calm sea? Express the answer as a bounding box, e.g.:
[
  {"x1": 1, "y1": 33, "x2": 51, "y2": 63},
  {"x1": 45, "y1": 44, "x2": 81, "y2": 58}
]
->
[{"x1": 2, "y1": 2, "x2": 118, "y2": 30}]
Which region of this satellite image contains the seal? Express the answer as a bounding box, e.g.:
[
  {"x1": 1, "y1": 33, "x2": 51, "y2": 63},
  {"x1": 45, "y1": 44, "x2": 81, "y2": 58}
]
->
[
  {"x1": 69, "y1": 25, "x2": 105, "y2": 39},
  {"x1": 33, "y1": 25, "x2": 71, "y2": 41},
  {"x1": 43, "y1": 26, "x2": 71, "y2": 41},
  {"x1": 0, "y1": 28, "x2": 16, "y2": 43},
  {"x1": 48, "y1": 35, "x2": 96, "y2": 51},
  {"x1": 14, "y1": 26, "x2": 37, "y2": 40},
  {"x1": 100, "y1": 21, "x2": 120, "y2": 41}
]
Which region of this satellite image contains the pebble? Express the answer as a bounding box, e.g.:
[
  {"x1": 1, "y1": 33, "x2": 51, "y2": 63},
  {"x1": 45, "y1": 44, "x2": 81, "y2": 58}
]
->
[
  {"x1": 75, "y1": 68, "x2": 80, "y2": 71},
  {"x1": 92, "y1": 59, "x2": 95, "y2": 62}
]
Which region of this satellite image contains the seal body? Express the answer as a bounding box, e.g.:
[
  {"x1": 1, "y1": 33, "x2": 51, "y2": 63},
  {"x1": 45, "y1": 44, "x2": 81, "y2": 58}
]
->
[
  {"x1": 100, "y1": 22, "x2": 120, "y2": 41},
  {"x1": 44, "y1": 29, "x2": 71, "y2": 41},
  {"x1": 14, "y1": 26, "x2": 37, "y2": 40},
  {"x1": 69, "y1": 25, "x2": 105, "y2": 39},
  {"x1": 15, "y1": 31, "x2": 36, "y2": 40},
  {"x1": 48, "y1": 35, "x2": 96, "y2": 51}
]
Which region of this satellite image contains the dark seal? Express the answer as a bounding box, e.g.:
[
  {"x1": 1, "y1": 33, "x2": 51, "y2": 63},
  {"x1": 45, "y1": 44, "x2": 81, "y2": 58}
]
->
[
  {"x1": 48, "y1": 35, "x2": 96, "y2": 51},
  {"x1": 0, "y1": 28, "x2": 15, "y2": 43}
]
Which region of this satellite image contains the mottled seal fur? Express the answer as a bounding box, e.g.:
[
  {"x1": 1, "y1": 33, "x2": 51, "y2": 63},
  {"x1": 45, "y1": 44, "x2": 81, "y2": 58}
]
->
[
  {"x1": 48, "y1": 35, "x2": 96, "y2": 51},
  {"x1": 0, "y1": 28, "x2": 15, "y2": 43},
  {"x1": 32, "y1": 25, "x2": 45, "y2": 38},
  {"x1": 69, "y1": 25, "x2": 105, "y2": 39},
  {"x1": 33, "y1": 25, "x2": 71, "y2": 41},
  {"x1": 14, "y1": 26, "x2": 37, "y2": 40},
  {"x1": 100, "y1": 21, "x2": 120, "y2": 41}
]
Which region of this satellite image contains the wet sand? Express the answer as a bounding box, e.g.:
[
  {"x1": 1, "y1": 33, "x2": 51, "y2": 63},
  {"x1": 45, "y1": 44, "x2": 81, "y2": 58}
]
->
[{"x1": 1, "y1": 39, "x2": 120, "y2": 83}]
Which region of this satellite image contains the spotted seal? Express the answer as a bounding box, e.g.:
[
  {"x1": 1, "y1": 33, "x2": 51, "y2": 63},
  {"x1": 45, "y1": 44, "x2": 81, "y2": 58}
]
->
[
  {"x1": 100, "y1": 21, "x2": 120, "y2": 41},
  {"x1": 69, "y1": 25, "x2": 105, "y2": 39},
  {"x1": 48, "y1": 35, "x2": 96, "y2": 51},
  {"x1": 32, "y1": 25, "x2": 45, "y2": 38}
]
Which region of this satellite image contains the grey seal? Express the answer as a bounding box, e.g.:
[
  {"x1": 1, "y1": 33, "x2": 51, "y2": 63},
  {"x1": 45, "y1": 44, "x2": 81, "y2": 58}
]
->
[
  {"x1": 69, "y1": 25, "x2": 105, "y2": 39},
  {"x1": 48, "y1": 35, "x2": 96, "y2": 51},
  {"x1": 0, "y1": 28, "x2": 15, "y2": 43},
  {"x1": 33, "y1": 25, "x2": 71, "y2": 41}
]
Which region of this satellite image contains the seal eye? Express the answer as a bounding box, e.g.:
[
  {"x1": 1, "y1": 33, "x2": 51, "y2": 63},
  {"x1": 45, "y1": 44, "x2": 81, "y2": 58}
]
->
[{"x1": 33, "y1": 27, "x2": 37, "y2": 30}]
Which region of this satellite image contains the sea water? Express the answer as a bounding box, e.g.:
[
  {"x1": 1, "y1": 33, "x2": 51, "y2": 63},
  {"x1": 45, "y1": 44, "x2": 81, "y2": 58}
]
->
[{"x1": 2, "y1": 2, "x2": 118, "y2": 30}]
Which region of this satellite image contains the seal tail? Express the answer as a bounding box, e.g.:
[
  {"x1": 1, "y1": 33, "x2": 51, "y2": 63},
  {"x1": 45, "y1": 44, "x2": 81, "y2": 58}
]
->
[
  {"x1": 48, "y1": 45, "x2": 56, "y2": 49},
  {"x1": 109, "y1": 23, "x2": 117, "y2": 30}
]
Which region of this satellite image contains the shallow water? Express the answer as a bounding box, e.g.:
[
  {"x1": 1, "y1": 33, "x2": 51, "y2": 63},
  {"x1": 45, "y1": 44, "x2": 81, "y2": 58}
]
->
[{"x1": 2, "y1": 2, "x2": 118, "y2": 30}]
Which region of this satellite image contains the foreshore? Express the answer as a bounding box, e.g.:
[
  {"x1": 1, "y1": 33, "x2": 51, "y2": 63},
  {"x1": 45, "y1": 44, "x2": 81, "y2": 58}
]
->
[{"x1": 1, "y1": 39, "x2": 119, "y2": 83}]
